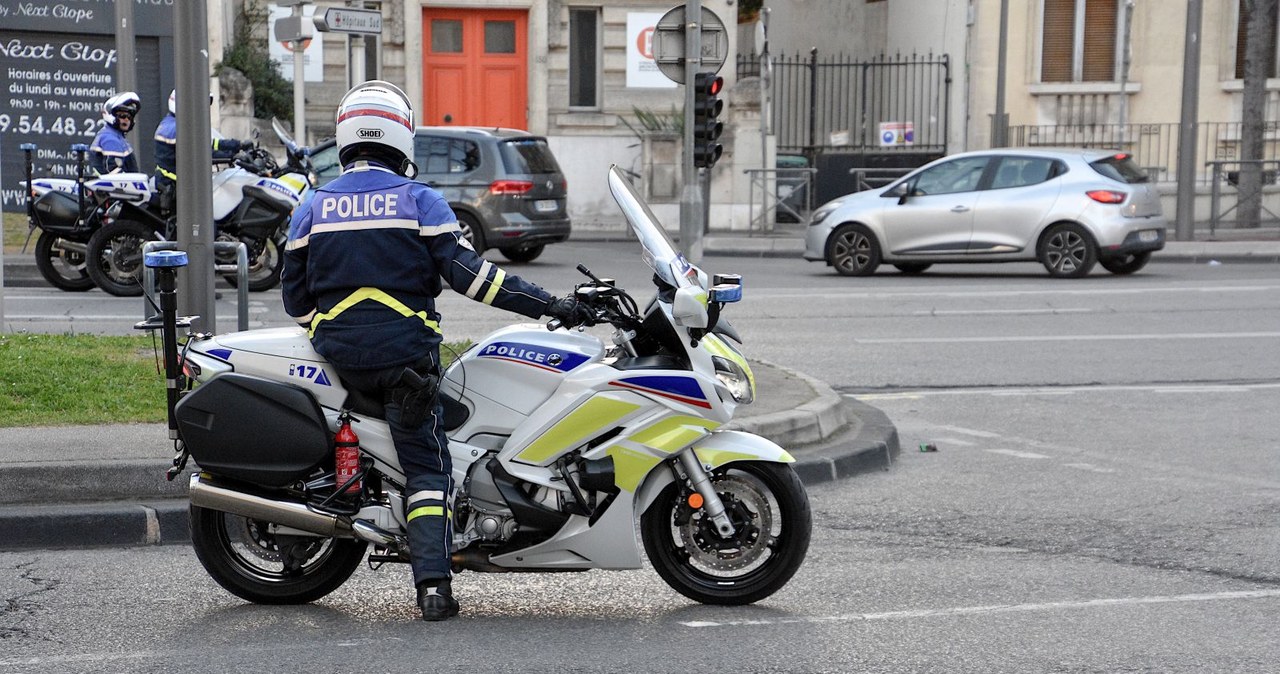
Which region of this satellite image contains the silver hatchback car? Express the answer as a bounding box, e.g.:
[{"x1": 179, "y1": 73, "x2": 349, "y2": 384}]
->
[{"x1": 803, "y1": 148, "x2": 1166, "y2": 278}]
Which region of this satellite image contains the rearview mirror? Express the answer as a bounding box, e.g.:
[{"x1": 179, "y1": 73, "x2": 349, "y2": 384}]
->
[
  {"x1": 884, "y1": 182, "x2": 910, "y2": 204},
  {"x1": 672, "y1": 286, "x2": 710, "y2": 328}
]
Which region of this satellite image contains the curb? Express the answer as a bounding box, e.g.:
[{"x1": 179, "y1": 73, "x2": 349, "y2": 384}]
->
[{"x1": 0, "y1": 362, "x2": 897, "y2": 550}]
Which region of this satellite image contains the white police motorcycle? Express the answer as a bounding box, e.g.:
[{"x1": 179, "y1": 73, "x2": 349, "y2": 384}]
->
[{"x1": 143, "y1": 166, "x2": 811, "y2": 607}]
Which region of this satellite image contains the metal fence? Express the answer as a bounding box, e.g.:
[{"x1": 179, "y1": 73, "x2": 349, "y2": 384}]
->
[
  {"x1": 1010, "y1": 122, "x2": 1280, "y2": 185},
  {"x1": 740, "y1": 51, "x2": 951, "y2": 156}
]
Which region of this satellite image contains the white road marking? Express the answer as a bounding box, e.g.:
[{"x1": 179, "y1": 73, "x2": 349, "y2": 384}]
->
[
  {"x1": 1064, "y1": 463, "x2": 1116, "y2": 474},
  {"x1": 986, "y1": 449, "x2": 1050, "y2": 459},
  {"x1": 850, "y1": 382, "x2": 1280, "y2": 399},
  {"x1": 679, "y1": 589, "x2": 1280, "y2": 628},
  {"x1": 853, "y1": 332, "x2": 1280, "y2": 345},
  {"x1": 913, "y1": 308, "x2": 1093, "y2": 316},
  {"x1": 754, "y1": 284, "x2": 1280, "y2": 301}
]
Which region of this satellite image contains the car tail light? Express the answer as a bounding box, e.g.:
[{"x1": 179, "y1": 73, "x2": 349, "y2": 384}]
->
[
  {"x1": 1086, "y1": 190, "x2": 1126, "y2": 204},
  {"x1": 489, "y1": 180, "x2": 533, "y2": 195}
]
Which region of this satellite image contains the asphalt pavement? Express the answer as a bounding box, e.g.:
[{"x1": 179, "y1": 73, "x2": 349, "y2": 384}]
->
[{"x1": 3, "y1": 223, "x2": 1278, "y2": 550}]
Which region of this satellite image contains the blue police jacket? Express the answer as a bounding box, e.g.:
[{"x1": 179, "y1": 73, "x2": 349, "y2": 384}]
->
[
  {"x1": 153, "y1": 113, "x2": 245, "y2": 182},
  {"x1": 281, "y1": 161, "x2": 553, "y2": 370},
  {"x1": 89, "y1": 125, "x2": 137, "y2": 175}
]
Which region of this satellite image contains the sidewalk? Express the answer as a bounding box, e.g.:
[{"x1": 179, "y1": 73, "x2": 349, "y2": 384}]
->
[{"x1": 0, "y1": 358, "x2": 899, "y2": 550}]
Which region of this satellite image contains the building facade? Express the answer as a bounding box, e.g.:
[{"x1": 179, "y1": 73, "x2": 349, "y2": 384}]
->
[{"x1": 237, "y1": 0, "x2": 751, "y2": 230}]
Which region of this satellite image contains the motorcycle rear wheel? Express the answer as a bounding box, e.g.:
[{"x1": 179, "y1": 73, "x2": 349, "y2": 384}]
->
[
  {"x1": 641, "y1": 461, "x2": 811, "y2": 605},
  {"x1": 34, "y1": 231, "x2": 94, "y2": 291},
  {"x1": 85, "y1": 219, "x2": 154, "y2": 297},
  {"x1": 190, "y1": 505, "x2": 368, "y2": 604}
]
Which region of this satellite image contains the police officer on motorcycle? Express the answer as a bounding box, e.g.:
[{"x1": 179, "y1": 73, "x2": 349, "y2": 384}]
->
[
  {"x1": 154, "y1": 90, "x2": 255, "y2": 214},
  {"x1": 89, "y1": 92, "x2": 141, "y2": 175},
  {"x1": 280, "y1": 80, "x2": 591, "y2": 622}
]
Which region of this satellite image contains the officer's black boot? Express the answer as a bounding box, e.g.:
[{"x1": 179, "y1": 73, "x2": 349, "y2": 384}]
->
[{"x1": 417, "y1": 578, "x2": 460, "y2": 622}]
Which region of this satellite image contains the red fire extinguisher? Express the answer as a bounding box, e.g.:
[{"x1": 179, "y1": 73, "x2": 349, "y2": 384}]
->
[{"x1": 335, "y1": 412, "x2": 361, "y2": 494}]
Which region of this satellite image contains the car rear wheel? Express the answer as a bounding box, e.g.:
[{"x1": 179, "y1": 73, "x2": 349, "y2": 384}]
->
[
  {"x1": 500, "y1": 244, "x2": 544, "y2": 263},
  {"x1": 1038, "y1": 223, "x2": 1097, "y2": 278},
  {"x1": 826, "y1": 224, "x2": 881, "y2": 276},
  {"x1": 893, "y1": 262, "x2": 932, "y2": 275},
  {"x1": 1099, "y1": 251, "x2": 1151, "y2": 275},
  {"x1": 457, "y1": 212, "x2": 486, "y2": 254}
]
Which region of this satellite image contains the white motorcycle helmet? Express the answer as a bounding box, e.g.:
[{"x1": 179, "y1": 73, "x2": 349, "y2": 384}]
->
[
  {"x1": 101, "y1": 91, "x2": 141, "y2": 130},
  {"x1": 335, "y1": 80, "x2": 417, "y2": 177},
  {"x1": 167, "y1": 90, "x2": 214, "y2": 115}
]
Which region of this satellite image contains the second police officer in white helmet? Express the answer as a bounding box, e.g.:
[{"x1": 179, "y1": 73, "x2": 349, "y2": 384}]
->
[
  {"x1": 89, "y1": 91, "x2": 142, "y2": 176},
  {"x1": 153, "y1": 90, "x2": 256, "y2": 213},
  {"x1": 280, "y1": 81, "x2": 591, "y2": 622}
]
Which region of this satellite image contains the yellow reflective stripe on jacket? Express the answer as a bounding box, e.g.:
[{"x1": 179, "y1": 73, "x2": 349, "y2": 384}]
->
[
  {"x1": 407, "y1": 505, "x2": 449, "y2": 521},
  {"x1": 157, "y1": 167, "x2": 177, "y2": 181},
  {"x1": 482, "y1": 269, "x2": 506, "y2": 305},
  {"x1": 308, "y1": 287, "x2": 441, "y2": 337}
]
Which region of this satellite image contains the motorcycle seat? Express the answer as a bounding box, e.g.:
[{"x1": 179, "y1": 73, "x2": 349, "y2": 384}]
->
[{"x1": 340, "y1": 383, "x2": 469, "y2": 432}]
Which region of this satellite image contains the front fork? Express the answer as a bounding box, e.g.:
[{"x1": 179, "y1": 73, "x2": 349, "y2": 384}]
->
[{"x1": 676, "y1": 448, "x2": 737, "y2": 537}]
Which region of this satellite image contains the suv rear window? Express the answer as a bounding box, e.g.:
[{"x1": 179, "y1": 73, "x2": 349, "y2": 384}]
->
[
  {"x1": 499, "y1": 138, "x2": 561, "y2": 175},
  {"x1": 1089, "y1": 154, "x2": 1150, "y2": 184}
]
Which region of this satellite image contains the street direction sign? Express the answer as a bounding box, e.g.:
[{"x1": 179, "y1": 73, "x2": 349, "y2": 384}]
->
[
  {"x1": 652, "y1": 4, "x2": 728, "y2": 84},
  {"x1": 313, "y1": 7, "x2": 383, "y2": 35}
]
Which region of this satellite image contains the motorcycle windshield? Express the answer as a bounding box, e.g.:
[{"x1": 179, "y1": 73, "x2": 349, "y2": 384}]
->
[
  {"x1": 272, "y1": 117, "x2": 299, "y2": 154},
  {"x1": 607, "y1": 166, "x2": 700, "y2": 290}
]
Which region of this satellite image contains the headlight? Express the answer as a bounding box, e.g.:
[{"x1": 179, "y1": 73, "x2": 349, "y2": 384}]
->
[
  {"x1": 809, "y1": 201, "x2": 841, "y2": 226},
  {"x1": 713, "y1": 356, "x2": 754, "y2": 404}
]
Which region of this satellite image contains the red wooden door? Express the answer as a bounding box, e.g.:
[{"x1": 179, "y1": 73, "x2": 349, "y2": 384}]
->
[{"x1": 422, "y1": 8, "x2": 528, "y2": 129}]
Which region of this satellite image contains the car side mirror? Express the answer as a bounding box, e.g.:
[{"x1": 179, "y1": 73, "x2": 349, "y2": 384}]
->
[{"x1": 885, "y1": 182, "x2": 910, "y2": 205}]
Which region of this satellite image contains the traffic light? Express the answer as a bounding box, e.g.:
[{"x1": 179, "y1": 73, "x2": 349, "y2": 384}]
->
[{"x1": 692, "y1": 72, "x2": 724, "y2": 169}]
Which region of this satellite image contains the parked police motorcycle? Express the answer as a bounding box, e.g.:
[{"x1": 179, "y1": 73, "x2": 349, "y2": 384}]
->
[
  {"x1": 18, "y1": 143, "x2": 146, "y2": 291},
  {"x1": 141, "y1": 166, "x2": 811, "y2": 607},
  {"x1": 87, "y1": 119, "x2": 313, "y2": 296}
]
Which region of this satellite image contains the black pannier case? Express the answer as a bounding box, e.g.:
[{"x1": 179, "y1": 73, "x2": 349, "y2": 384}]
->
[{"x1": 175, "y1": 373, "x2": 331, "y2": 487}]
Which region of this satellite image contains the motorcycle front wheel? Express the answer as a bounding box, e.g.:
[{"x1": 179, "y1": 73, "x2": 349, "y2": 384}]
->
[
  {"x1": 85, "y1": 220, "x2": 154, "y2": 297},
  {"x1": 189, "y1": 505, "x2": 368, "y2": 605},
  {"x1": 641, "y1": 461, "x2": 811, "y2": 605},
  {"x1": 34, "y1": 231, "x2": 94, "y2": 291}
]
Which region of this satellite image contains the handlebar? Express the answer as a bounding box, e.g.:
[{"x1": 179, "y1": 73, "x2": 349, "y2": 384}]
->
[{"x1": 545, "y1": 264, "x2": 637, "y2": 332}]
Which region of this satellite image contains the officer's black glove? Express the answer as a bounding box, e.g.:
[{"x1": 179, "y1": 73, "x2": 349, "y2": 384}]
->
[
  {"x1": 546, "y1": 296, "x2": 594, "y2": 328},
  {"x1": 240, "y1": 140, "x2": 256, "y2": 151}
]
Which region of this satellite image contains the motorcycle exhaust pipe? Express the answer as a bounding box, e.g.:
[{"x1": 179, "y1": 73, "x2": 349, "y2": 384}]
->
[
  {"x1": 188, "y1": 474, "x2": 354, "y2": 538},
  {"x1": 55, "y1": 240, "x2": 88, "y2": 255}
]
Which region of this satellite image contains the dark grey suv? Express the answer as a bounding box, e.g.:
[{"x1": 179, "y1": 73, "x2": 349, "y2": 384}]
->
[
  {"x1": 306, "y1": 127, "x2": 570, "y2": 262},
  {"x1": 413, "y1": 127, "x2": 570, "y2": 262}
]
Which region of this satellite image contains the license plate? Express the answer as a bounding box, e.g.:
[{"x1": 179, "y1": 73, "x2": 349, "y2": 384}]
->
[
  {"x1": 535, "y1": 199, "x2": 558, "y2": 212},
  {"x1": 1139, "y1": 230, "x2": 1158, "y2": 243}
]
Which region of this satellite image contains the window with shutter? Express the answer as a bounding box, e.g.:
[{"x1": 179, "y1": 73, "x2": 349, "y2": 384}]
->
[
  {"x1": 1041, "y1": 0, "x2": 1118, "y2": 83},
  {"x1": 1082, "y1": 0, "x2": 1117, "y2": 81},
  {"x1": 1042, "y1": 0, "x2": 1076, "y2": 82}
]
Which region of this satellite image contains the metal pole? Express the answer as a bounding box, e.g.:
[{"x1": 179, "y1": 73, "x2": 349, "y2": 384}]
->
[
  {"x1": 294, "y1": 38, "x2": 307, "y2": 143},
  {"x1": 114, "y1": 0, "x2": 137, "y2": 94},
  {"x1": 1119, "y1": 0, "x2": 1135, "y2": 129},
  {"x1": 1175, "y1": 0, "x2": 1203, "y2": 242},
  {"x1": 679, "y1": 0, "x2": 704, "y2": 262},
  {"x1": 175, "y1": 0, "x2": 216, "y2": 333},
  {"x1": 351, "y1": 35, "x2": 366, "y2": 87},
  {"x1": 992, "y1": 0, "x2": 1009, "y2": 148}
]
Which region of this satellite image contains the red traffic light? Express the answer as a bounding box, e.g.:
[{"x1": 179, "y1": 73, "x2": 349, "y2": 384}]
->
[{"x1": 695, "y1": 73, "x2": 724, "y2": 96}]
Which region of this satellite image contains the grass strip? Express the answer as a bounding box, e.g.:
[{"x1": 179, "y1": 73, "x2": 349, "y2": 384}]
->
[{"x1": 0, "y1": 333, "x2": 472, "y2": 428}]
